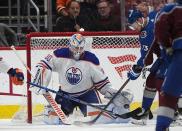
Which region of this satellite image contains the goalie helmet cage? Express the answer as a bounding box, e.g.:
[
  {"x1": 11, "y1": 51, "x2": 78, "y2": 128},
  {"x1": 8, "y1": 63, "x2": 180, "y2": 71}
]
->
[{"x1": 26, "y1": 31, "x2": 140, "y2": 123}]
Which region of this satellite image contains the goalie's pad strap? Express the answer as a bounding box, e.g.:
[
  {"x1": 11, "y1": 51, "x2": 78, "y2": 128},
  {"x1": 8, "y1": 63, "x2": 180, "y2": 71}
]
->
[{"x1": 44, "y1": 92, "x2": 69, "y2": 124}]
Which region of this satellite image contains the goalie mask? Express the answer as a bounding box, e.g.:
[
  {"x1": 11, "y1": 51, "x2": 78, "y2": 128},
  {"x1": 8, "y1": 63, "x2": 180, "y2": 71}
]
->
[{"x1": 69, "y1": 33, "x2": 86, "y2": 60}]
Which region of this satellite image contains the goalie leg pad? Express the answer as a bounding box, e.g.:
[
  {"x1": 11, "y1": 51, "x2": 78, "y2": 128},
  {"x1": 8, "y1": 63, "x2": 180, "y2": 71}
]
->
[
  {"x1": 78, "y1": 89, "x2": 101, "y2": 117},
  {"x1": 87, "y1": 103, "x2": 130, "y2": 124},
  {"x1": 55, "y1": 90, "x2": 75, "y2": 116},
  {"x1": 44, "y1": 105, "x2": 64, "y2": 125}
]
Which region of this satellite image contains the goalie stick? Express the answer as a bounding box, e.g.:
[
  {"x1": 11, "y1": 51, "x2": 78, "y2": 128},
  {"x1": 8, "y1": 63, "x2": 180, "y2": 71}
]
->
[
  {"x1": 74, "y1": 78, "x2": 131, "y2": 125},
  {"x1": 11, "y1": 46, "x2": 70, "y2": 125},
  {"x1": 27, "y1": 81, "x2": 142, "y2": 122}
]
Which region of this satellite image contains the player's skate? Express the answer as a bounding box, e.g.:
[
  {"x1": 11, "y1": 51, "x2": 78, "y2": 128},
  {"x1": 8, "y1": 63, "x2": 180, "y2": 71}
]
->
[
  {"x1": 131, "y1": 107, "x2": 153, "y2": 125},
  {"x1": 171, "y1": 108, "x2": 182, "y2": 126},
  {"x1": 162, "y1": 127, "x2": 169, "y2": 131}
]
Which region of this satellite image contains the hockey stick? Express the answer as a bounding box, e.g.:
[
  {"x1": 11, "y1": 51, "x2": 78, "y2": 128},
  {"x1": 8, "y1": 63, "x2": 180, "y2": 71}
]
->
[
  {"x1": 27, "y1": 81, "x2": 141, "y2": 121},
  {"x1": 10, "y1": 46, "x2": 70, "y2": 125},
  {"x1": 74, "y1": 78, "x2": 131, "y2": 125}
]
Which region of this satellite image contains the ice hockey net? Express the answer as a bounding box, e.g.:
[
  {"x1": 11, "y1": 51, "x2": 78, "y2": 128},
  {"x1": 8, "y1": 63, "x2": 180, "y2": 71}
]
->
[{"x1": 11, "y1": 31, "x2": 158, "y2": 123}]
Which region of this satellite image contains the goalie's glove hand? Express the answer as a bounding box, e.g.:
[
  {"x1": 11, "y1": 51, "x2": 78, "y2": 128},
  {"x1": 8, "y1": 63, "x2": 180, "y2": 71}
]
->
[
  {"x1": 8, "y1": 68, "x2": 24, "y2": 85},
  {"x1": 112, "y1": 89, "x2": 134, "y2": 109},
  {"x1": 127, "y1": 65, "x2": 142, "y2": 80},
  {"x1": 29, "y1": 85, "x2": 47, "y2": 95},
  {"x1": 132, "y1": 107, "x2": 153, "y2": 120}
]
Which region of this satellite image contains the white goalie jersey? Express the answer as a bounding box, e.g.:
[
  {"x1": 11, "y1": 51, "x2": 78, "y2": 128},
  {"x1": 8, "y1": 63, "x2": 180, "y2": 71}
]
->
[
  {"x1": 31, "y1": 47, "x2": 134, "y2": 125},
  {"x1": 32, "y1": 48, "x2": 113, "y2": 97},
  {"x1": 31, "y1": 48, "x2": 133, "y2": 110}
]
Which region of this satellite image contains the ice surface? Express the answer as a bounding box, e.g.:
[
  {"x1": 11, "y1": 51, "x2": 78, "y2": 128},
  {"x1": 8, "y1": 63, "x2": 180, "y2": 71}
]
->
[{"x1": 0, "y1": 119, "x2": 181, "y2": 131}]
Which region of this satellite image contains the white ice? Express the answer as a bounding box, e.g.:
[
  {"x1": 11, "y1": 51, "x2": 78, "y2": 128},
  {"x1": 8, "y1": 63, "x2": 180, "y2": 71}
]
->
[{"x1": 0, "y1": 119, "x2": 182, "y2": 131}]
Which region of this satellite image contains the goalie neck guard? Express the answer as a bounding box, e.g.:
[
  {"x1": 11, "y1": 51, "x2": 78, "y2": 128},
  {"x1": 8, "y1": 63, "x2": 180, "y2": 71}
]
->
[{"x1": 69, "y1": 33, "x2": 86, "y2": 60}]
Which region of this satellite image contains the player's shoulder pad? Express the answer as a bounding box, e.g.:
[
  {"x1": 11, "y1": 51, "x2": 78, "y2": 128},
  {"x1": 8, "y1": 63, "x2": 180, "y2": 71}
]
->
[
  {"x1": 148, "y1": 11, "x2": 158, "y2": 18},
  {"x1": 157, "y1": 4, "x2": 176, "y2": 21},
  {"x1": 160, "y1": 4, "x2": 176, "y2": 14},
  {"x1": 53, "y1": 48, "x2": 70, "y2": 58},
  {"x1": 81, "y1": 51, "x2": 100, "y2": 65}
]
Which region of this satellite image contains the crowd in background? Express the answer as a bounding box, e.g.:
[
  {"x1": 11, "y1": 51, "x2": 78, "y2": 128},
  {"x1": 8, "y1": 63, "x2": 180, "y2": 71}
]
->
[
  {"x1": 54, "y1": 0, "x2": 177, "y2": 32},
  {"x1": 0, "y1": 0, "x2": 179, "y2": 46}
]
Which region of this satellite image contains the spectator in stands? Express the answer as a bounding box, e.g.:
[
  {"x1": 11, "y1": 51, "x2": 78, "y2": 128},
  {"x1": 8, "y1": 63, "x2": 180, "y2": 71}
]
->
[
  {"x1": 56, "y1": 0, "x2": 70, "y2": 16},
  {"x1": 153, "y1": 0, "x2": 165, "y2": 5},
  {"x1": 55, "y1": 0, "x2": 93, "y2": 32},
  {"x1": 136, "y1": 2, "x2": 148, "y2": 17},
  {"x1": 109, "y1": 0, "x2": 122, "y2": 22},
  {"x1": 0, "y1": 23, "x2": 19, "y2": 47},
  {"x1": 56, "y1": 0, "x2": 97, "y2": 17},
  {"x1": 166, "y1": 0, "x2": 175, "y2": 4},
  {"x1": 153, "y1": 2, "x2": 164, "y2": 11},
  {"x1": 92, "y1": 0, "x2": 121, "y2": 31},
  {"x1": 145, "y1": 0, "x2": 154, "y2": 13},
  {"x1": 125, "y1": 0, "x2": 138, "y2": 19}
]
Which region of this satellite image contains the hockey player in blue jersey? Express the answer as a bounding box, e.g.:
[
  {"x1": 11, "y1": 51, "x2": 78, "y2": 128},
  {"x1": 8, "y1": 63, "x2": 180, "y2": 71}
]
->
[
  {"x1": 126, "y1": 8, "x2": 159, "y2": 76},
  {"x1": 154, "y1": 0, "x2": 182, "y2": 130},
  {"x1": 29, "y1": 33, "x2": 134, "y2": 124},
  {"x1": 126, "y1": 5, "x2": 169, "y2": 125}
]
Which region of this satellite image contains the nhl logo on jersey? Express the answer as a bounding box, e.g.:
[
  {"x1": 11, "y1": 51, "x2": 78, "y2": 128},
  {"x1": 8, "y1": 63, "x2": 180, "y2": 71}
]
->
[
  {"x1": 140, "y1": 31, "x2": 147, "y2": 38},
  {"x1": 66, "y1": 67, "x2": 82, "y2": 85}
]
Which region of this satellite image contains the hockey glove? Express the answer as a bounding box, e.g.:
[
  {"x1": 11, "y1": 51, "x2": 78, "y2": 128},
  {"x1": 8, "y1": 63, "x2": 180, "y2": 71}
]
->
[
  {"x1": 103, "y1": 87, "x2": 133, "y2": 109},
  {"x1": 127, "y1": 65, "x2": 142, "y2": 80},
  {"x1": 7, "y1": 68, "x2": 24, "y2": 85}
]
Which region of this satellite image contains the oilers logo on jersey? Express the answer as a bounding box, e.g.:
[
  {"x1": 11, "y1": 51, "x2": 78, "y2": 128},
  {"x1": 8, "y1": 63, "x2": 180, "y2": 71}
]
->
[{"x1": 66, "y1": 67, "x2": 82, "y2": 85}]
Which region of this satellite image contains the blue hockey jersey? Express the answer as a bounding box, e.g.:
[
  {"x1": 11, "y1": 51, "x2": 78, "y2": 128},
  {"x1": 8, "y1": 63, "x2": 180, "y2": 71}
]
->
[{"x1": 137, "y1": 11, "x2": 158, "y2": 67}]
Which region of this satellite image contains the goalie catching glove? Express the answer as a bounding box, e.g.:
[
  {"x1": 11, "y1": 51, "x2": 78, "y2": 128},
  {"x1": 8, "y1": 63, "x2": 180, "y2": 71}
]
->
[
  {"x1": 7, "y1": 68, "x2": 24, "y2": 85},
  {"x1": 104, "y1": 88, "x2": 134, "y2": 109}
]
